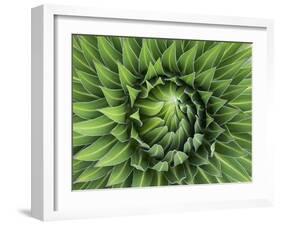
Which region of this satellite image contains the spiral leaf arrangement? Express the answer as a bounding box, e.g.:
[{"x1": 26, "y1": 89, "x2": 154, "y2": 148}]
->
[{"x1": 72, "y1": 35, "x2": 252, "y2": 190}]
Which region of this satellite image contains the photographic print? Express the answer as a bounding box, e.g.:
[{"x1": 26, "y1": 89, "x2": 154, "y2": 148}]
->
[{"x1": 72, "y1": 35, "x2": 252, "y2": 190}]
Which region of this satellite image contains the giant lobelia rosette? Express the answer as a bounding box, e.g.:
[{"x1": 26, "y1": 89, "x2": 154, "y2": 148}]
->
[{"x1": 72, "y1": 35, "x2": 252, "y2": 189}]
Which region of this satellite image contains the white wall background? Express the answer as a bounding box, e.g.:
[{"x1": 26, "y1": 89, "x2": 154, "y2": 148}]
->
[{"x1": 0, "y1": 0, "x2": 280, "y2": 225}]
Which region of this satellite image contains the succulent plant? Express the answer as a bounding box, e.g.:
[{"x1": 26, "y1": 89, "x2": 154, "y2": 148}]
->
[{"x1": 72, "y1": 35, "x2": 252, "y2": 190}]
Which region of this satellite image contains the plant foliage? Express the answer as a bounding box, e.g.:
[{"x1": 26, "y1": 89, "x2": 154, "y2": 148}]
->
[{"x1": 72, "y1": 35, "x2": 252, "y2": 190}]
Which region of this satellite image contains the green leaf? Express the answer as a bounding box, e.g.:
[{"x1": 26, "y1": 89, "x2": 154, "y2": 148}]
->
[
  {"x1": 175, "y1": 40, "x2": 184, "y2": 58},
  {"x1": 227, "y1": 118, "x2": 251, "y2": 134},
  {"x1": 194, "y1": 114, "x2": 203, "y2": 133},
  {"x1": 194, "y1": 168, "x2": 218, "y2": 184},
  {"x1": 110, "y1": 124, "x2": 129, "y2": 142},
  {"x1": 204, "y1": 41, "x2": 217, "y2": 51},
  {"x1": 136, "y1": 99, "x2": 164, "y2": 116},
  {"x1": 76, "y1": 70, "x2": 103, "y2": 97},
  {"x1": 165, "y1": 164, "x2": 186, "y2": 184},
  {"x1": 140, "y1": 80, "x2": 154, "y2": 98},
  {"x1": 158, "y1": 132, "x2": 175, "y2": 151},
  {"x1": 140, "y1": 78, "x2": 165, "y2": 98},
  {"x1": 73, "y1": 98, "x2": 107, "y2": 119},
  {"x1": 179, "y1": 72, "x2": 196, "y2": 87},
  {"x1": 156, "y1": 39, "x2": 167, "y2": 52},
  {"x1": 198, "y1": 90, "x2": 213, "y2": 106},
  {"x1": 200, "y1": 155, "x2": 222, "y2": 177},
  {"x1": 207, "y1": 96, "x2": 227, "y2": 114},
  {"x1": 73, "y1": 82, "x2": 96, "y2": 102},
  {"x1": 73, "y1": 132, "x2": 96, "y2": 147},
  {"x1": 152, "y1": 161, "x2": 169, "y2": 172},
  {"x1": 73, "y1": 48, "x2": 95, "y2": 74},
  {"x1": 163, "y1": 150, "x2": 176, "y2": 163},
  {"x1": 74, "y1": 135, "x2": 117, "y2": 161},
  {"x1": 189, "y1": 147, "x2": 209, "y2": 166},
  {"x1": 73, "y1": 69, "x2": 81, "y2": 82},
  {"x1": 78, "y1": 36, "x2": 102, "y2": 67},
  {"x1": 205, "y1": 121, "x2": 225, "y2": 141},
  {"x1": 239, "y1": 78, "x2": 251, "y2": 87},
  {"x1": 210, "y1": 79, "x2": 232, "y2": 97},
  {"x1": 118, "y1": 62, "x2": 139, "y2": 92},
  {"x1": 131, "y1": 151, "x2": 148, "y2": 171},
  {"x1": 194, "y1": 115, "x2": 203, "y2": 133},
  {"x1": 122, "y1": 38, "x2": 140, "y2": 74},
  {"x1": 96, "y1": 142, "x2": 134, "y2": 167},
  {"x1": 129, "y1": 108, "x2": 143, "y2": 127},
  {"x1": 112, "y1": 175, "x2": 132, "y2": 188},
  {"x1": 142, "y1": 126, "x2": 169, "y2": 146},
  {"x1": 214, "y1": 106, "x2": 240, "y2": 125},
  {"x1": 100, "y1": 86, "x2": 125, "y2": 107},
  {"x1": 178, "y1": 45, "x2": 197, "y2": 74},
  {"x1": 109, "y1": 37, "x2": 123, "y2": 52},
  {"x1": 185, "y1": 106, "x2": 196, "y2": 126},
  {"x1": 73, "y1": 115, "x2": 84, "y2": 123},
  {"x1": 97, "y1": 36, "x2": 122, "y2": 71},
  {"x1": 95, "y1": 62, "x2": 121, "y2": 89},
  {"x1": 217, "y1": 125, "x2": 235, "y2": 143},
  {"x1": 195, "y1": 44, "x2": 224, "y2": 72},
  {"x1": 127, "y1": 85, "x2": 141, "y2": 107},
  {"x1": 210, "y1": 142, "x2": 216, "y2": 156},
  {"x1": 237, "y1": 154, "x2": 252, "y2": 176},
  {"x1": 152, "y1": 172, "x2": 168, "y2": 185},
  {"x1": 75, "y1": 165, "x2": 111, "y2": 183},
  {"x1": 195, "y1": 67, "x2": 216, "y2": 90},
  {"x1": 139, "y1": 40, "x2": 155, "y2": 72},
  {"x1": 183, "y1": 161, "x2": 198, "y2": 183},
  {"x1": 107, "y1": 161, "x2": 133, "y2": 186},
  {"x1": 73, "y1": 159, "x2": 92, "y2": 173},
  {"x1": 72, "y1": 35, "x2": 81, "y2": 49},
  {"x1": 206, "y1": 112, "x2": 214, "y2": 127},
  {"x1": 162, "y1": 42, "x2": 179, "y2": 72},
  {"x1": 130, "y1": 125, "x2": 149, "y2": 149},
  {"x1": 78, "y1": 35, "x2": 98, "y2": 47},
  {"x1": 215, "y1": 141, "x2": 247, "y2": 158},
  {"x1": 232, "y1": 67, "x2": 251, "y2": 85},
  {"x1": 153, "y1": 58, "x2": 165, "y2": 75},
  {"x1": 73, "y1": 115, "x2": 116, "y2": 136},
  {"x1": 143, "y1": 62, "x2": 158, "y2": 81},
  {"x1": 86, "y1": 174, "x2": 110, "y2": 189},
  {"x1": 181, "y1": 40, "x2": 190, "y2": 51},
  {"x1": 132, "y1": 169, "x2": 153, "y2": 187},
  {"x1": 147, "y1": 39, "x2": 162, "y2": 59},
  {"x1": 174, "y1": 127, "x2": 186, "y2": 150},
  {"x1": 221, "y1": 85, "x2": 248, "y2": 102},
  {"x1": 193, "y1": 133, "x2": 204, "y2": 151},
  {"x1": 230, "y1": 111, "x2": 251, "y2": 122},
  {"x1": 183, "y1": 137, "x2": 193, "y2": 153},
  {"x1": 148, "y1": 144, "x2": 164, "y2": 159},
  {"x1": 194, "y1": 41, "x2": 205, "y2": 57},
  {"x1": 220, "y1": 43, "x2": 243, "y2": 61},
  {"x1": 220, "y1": 47, "x2": 252, "y2": 66},
  {"x1": 229, "y1": 94, "x2": 251, "y2": 111},
  {"x1": 216, "y1": 154, "x2": 251, "y2": 182},
  {"x1": 143, "y1": 60, "x2": 165, "y2": 84},
  {"x1": 98, "y1": 103, "x2": 127, "y2": 124},
  {"x1": 179, "y1": 118, "x2": 192, "y2": 137},
  {"x1": 215, "y1": 60, "x2": 245, "y2": 80},
  {"x1": 232, "y1": 133, "x2": 251, "y2": 150},
  {"x1": 173, "y1": 152, "x2": 188, "y2": 166},
  {"x1": 74, "y1": 181, "x2": 92, "y2": 190}
]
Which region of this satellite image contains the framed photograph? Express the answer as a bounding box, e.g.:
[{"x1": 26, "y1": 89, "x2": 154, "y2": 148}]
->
[{"x1": 31, "y1": 4, "x2": 274, "y2": 221}]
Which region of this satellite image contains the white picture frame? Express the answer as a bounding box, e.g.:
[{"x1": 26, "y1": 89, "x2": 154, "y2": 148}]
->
[{"x1": 31, "y1": 4, "x2": 274, "y2": 221}]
